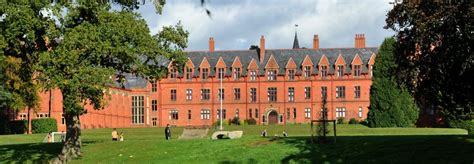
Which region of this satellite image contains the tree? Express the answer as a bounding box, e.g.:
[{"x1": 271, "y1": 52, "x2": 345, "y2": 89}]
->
[
  {"x1": 2, "y1": 1, "x2": 187, "y2": 162},
  {"x1": 0, "y1": 2, "x2": 50, "y2": 134},
  {"x1": 385, "y1": 1, "x2": 473, "y2": 126},
  {"x1": 367, "y1": 38, "x2": 419, "y2": 127}
]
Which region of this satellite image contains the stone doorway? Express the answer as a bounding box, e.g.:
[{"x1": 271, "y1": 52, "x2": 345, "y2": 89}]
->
[{"x1": 268, "y1": 110, "x2": 278, "y2": 124}]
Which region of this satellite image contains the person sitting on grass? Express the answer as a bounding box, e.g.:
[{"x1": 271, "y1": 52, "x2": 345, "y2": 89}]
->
[
  {"x1": 112, "y1": 128, "x2": 118, "y2": 141},
  {"x1": 282, "y1": 131, "x2": 288, "y2": 137},
  {"x1": 119, "y1": 132, "x2": 124, "y2": 141},
  {"x1": 261, "y1": 129, "x2": 267, "y2": 137},
  {"x1": 47, "y1": 131, "x2": 52, "y2": 143}
]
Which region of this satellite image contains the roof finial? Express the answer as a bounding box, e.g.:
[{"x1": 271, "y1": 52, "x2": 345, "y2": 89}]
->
[{"x1": 293, "y1": 24, "x2": 300, "y2": 49}]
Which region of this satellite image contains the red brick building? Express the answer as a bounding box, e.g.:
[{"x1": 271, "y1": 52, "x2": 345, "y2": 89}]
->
[{"x1": 15, "y1": 33, "x2": 377, "y2": 131}]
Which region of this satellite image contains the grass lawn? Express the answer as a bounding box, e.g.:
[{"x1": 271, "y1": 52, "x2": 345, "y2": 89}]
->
[{"x1": 0, "y1": 124, "x2": 472, "y2": 163}]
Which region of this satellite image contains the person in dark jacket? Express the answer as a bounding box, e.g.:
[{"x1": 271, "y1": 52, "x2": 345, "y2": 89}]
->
[{"x1": 165, "y1": 124, "x2": 171, "y2": 140}]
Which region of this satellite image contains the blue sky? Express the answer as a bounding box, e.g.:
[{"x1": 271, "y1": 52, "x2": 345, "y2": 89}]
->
[{"x1": 138, "y1": 0, "x2": 394, "y2": 51}]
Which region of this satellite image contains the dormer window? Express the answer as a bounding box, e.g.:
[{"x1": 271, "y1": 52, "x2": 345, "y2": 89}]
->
[
  {"x1": 202, "y1": 68, "x2": 209, "y2": 80},
  {"x1": 337, "y1": 65, "x2": 344, "y2": 78},
  {"x1": 304, "y1": 66, "x2": 311, "y2": 78},
  {"x1": 288, "y1": 69, "x2": 295, "y2": 80},
  {"x1": 186, "y1": 67, "x2": 193, "y2": 80},
  {"x1": 250, "y1": 70, "x2": 257, "y2": 81},
  {"x1": 170, "y1": 68, "x2": 177, "y2": 79},
  {"x1": 353, "y1": 65, "x2": 361, "y2": 77},
  {"x1": 267, "y1": 70, "x2": 277, "y2": 81},
  {"x1": 233, "y1": 67, "x2": 240, "y2": 80},
  {"x1": 320, "y1": 66, "x2": 327, "y2": 78},
  {"x1": 218, "y1": 68, "x2": 225, "y2": 80}
]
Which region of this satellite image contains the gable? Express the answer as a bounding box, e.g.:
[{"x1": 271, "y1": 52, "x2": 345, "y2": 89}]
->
[
  {"x1": 247, "y1": 58, "x2": 259, "y2": 70},
  {"x1": 368, "y1": 53, "x2": 376, "y2": 65},
  {"x1": 185, "y1": 58, "x2": 195, "y2": 68},
  {"x1": 335, "y1": 54, "x2": 346, "y2": 65},
  {"x1": 286, "y1": 57, "x2": 297, "y2": 69},
  {"x1": 264, "y1": 55, "x2": 280, "y2": 69},
  {"x1": 318, "y1": 55, "x2": 329, "y2": 66},
  {"x1": 199, "y1": 57, "x2": 211, "y2": 68},
  {"x1": 301, "y1": 55, "x2": 314, "y2": 66},
  {"x1": 232, "y1": 56, "x2": 242, "y2": 68},
  {"x1": 215, "y1": 56, "x2": 227, "y2": 68},
  {"x1": 351, "y1": 54, "x2": 363, "y2": 65}
]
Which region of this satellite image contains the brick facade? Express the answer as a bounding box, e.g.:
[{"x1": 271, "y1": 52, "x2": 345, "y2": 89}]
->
[{"x1": 15, "y1": 34, "x2": 377, "y2": 130}]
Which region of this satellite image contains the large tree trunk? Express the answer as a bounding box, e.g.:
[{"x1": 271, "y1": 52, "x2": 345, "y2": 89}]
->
[
  {"x1": 27, "y1": 107, "x2": 32, "y2": 134},
  {"x1": 53, "y1": 113, "x2": 82, "y2": 163}
]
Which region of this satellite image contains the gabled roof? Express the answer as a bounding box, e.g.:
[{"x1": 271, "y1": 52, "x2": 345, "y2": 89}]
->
[
  {"x1": 265, "y1": 55, "x2": 280, "y2": 69},
  {"x1": 286, "y1": 57, "x2": 297, "y2": 69}
]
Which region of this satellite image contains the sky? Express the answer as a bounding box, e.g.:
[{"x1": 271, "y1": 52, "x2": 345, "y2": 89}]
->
[{"x1": 138, "y1": 0, "x2": 394, "y2": 51}]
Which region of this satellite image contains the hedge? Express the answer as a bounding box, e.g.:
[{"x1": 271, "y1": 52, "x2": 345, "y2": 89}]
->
[
  {"x1": 31, "y1": 118, "x2": 57, "y2": 133},
  {"x1": 245, "y1": 118, "x2": 257, "y2": 125},
  {"x1": 9, "y1": 120, "x2": 27, "y2": 134}
]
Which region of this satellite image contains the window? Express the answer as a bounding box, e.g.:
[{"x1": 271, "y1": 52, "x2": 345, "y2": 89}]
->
[
  {"x1": 217, "y1": 109, "x2": 226, "y2": 119},
  {"x1": 201, "y1": 89, "x2": 210, "y2": 100},
  {"x1": 202, "y1": 68, "x2": 209, "y2": 80},
  {"x1": 233, "y1": 67, "x2": 240, "y2": 80},
  {"x1": 218, "y1": 88, "x2": 224, "y2": 100},
  {"x1": 336, "y1": 107, "x2": 346, "y2": 118},
  {"x1": 250, "y1": 88, "x2": 257, "y2": 102},
  {"x1": 304, "y1": 108, "x2": 311, "y2": 119},
  {"x1": 171, "y1": 89, "x2": 177, "y2": 101},
  {"x1": 132, "y1": 96, "x2": 144, "y2": 124},
  {"x1": 201, "y1": 109, "x2": 210, "y2": 120},
  {"x1": 234, "y1": 88, "x2": 241, "y2": 100},
  {"x1": 267, "y1": 70, "x2": 277, "y2": 81},
  {"x1": 354, "y1": 86, "x2": 361, "y2": 98},
  {"x1": 151, "y1": 80, "x2": 157, "y2": 92},
  {"x1": 170, "y1": 110, "x2": 178, "y2": 120},
  {"x1": 320, "y1": 66, "x2": 328, "y2": 78},
  {"x1": 61, "y1": 115, "x2": 65, "y2": 125},
  {"x1": 288, "y1": 69, "x2": 295, "y2": 80},
  {"x1": 337, "y1": 65, "x2": 344, "y2": 77},
  {"x1": 305, "y1": 87, "x2": 311, "y2": 99},
  {"x1": 336, "y1": 86, "x2": 345, "y2": 98},
  {"x1": 188, "y1": 110, "x2": 192, "y2": 120},
  {"x1": 255, "y1": 109, "x2": 259, "y2": 119},
  {"x1": 249, "y1": 109, "x2": 253, "y2": 118},
  {"x1": 152, "y1": 117, "x2": 157, "y2": 127},
  {"x1": 370, "y1": 65, "x2": 373, "y2": 77},
  {"x1": 286, "y1": 108, "x2": 290, "y2": 120},
  {"x1": 170, "y1": 68, "x2": 177, "y2": 79},
  {"x1": 186, "y1": 89, "x2": 192, "y2": 101},
  {"x1": 152, "y1": 100, "x2": 157, "y2": 111},
  {"x1": 354, "y1": 65, "x2": 361, "y2": 77},
  {"x1": 321, "y1": 86, "x2": 327, "y2": 99},
  {"x1": 186, "y1": 67, "x2": 193, "y2": 80},
  {"x1": 250, "y1": 70, "x2": 257, "y2": 81},
  {"x1": 218, "y1": 68, "x2": 225, "y2": 80},
  {"x1": 304, "y1": 66, "x2": 311, "y2": 78},
  {"x1": 358, "y1": 107, "x2": 363, "y2": 118},
  {"x1": 293, "y1": 108, "x2": 297, "y2": 119},
  {"x1": 19, "y1": 114, "x2": 27, "y2": 120},
  {"x1": 288, "y1": 87, "x2": 295, "y2": 102},
  {"x1": 268, "y1": 87, "x2": 277, "y2": 102}
]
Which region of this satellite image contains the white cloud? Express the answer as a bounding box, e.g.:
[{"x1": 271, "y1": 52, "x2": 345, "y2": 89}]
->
[{"x1": 139, "y1": 0, "x2": 394, "y2": 50}]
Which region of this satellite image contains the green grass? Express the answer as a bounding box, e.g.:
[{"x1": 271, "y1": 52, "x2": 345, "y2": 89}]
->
[{"x1": 0, "y1": 124, "x2": 472, "y2": 163}]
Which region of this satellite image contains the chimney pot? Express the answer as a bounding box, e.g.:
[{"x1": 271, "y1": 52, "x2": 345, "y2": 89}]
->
[
  {"x1": 355, "y1": 34, "x2": 366, "y2": 48},
  {"x1": 259, "y1": 35, "x2": 265, "y2": 63},
  {"x1": 313, "y1": 34, "x2": 319, "y2": 49}
]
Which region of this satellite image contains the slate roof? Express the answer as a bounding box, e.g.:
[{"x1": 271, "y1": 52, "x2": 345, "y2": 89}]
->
[
  {"x1": 185, "y1": 47, "x2": 377, "y2": 76},
  {"x1": 115, "y1": 55, "x2": 169, "y2": 89},
  {"x1": 121, "y1": 47, "x2": 377, "y2": 89}
]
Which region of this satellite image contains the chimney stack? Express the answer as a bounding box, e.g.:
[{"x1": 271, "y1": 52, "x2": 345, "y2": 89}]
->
[
  {"x1": 209, "y1": 37, "x2": 215, "y2": 52},
  {"x1": 259, "y1": 35, "x2": 265, "y2": 63},
  {"x1": 313, "y1": 34, "x2": 319, "y2": 49},
  {"x1": 355, "y1": 34, "x2": 366, "y2": 48}
]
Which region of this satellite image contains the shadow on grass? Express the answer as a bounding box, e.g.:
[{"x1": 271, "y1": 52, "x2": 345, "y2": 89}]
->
[
  {"x1": 0, "y1": 141, "x2": 100, "y2": 163},
  {"x1": 279, "y1": 135, "x2": 474, "y2": 163}
]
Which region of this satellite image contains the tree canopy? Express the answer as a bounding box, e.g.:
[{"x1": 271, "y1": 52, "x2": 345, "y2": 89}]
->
[
  {"x1": 1, "y1": 1, "x2": 188, "y2": 162},
  {"x1": 385, "y1": 1, "x2": 473, "y2": 125},
  {"x1": 367, "y1": 37, "x2": 419, "y2": 127}
]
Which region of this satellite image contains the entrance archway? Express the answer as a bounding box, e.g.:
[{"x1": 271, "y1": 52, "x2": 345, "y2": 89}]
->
[{"x1": 268, "y1": 111, "x2": 278, "y2": 124}]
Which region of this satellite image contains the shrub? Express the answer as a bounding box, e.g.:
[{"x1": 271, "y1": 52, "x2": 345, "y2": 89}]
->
[
  {"x1": 349, "y1": 118, "x2": 358, "y2": 124},
  {"x1": 231, "y1": 117, "x2": 240, "y2": 125},
  {"x1": 9, "y1": 120, "x2": 27, "y2": 134},
  {"x1": 245, "y1": 118, "x2": 257, "y2": 125},
  {"x1": 31, "y1": 118, "x2": 57, "y2": 133},
  {"x1": 447, "y1": 119, "x2": 474, "y2": 135},
  {"x1": 337, "y1": 117, "x2": 345, "y2": 124},
  {"x1": 359, "y1": 119, "x2": 369, "y2": 126}
]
